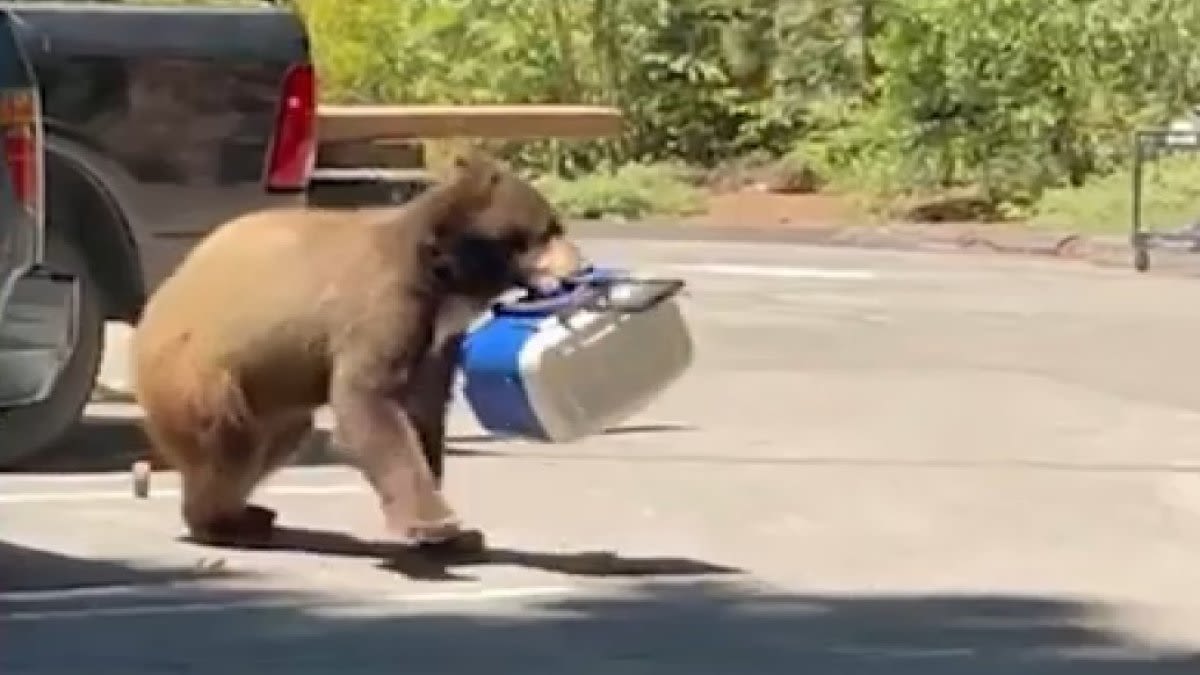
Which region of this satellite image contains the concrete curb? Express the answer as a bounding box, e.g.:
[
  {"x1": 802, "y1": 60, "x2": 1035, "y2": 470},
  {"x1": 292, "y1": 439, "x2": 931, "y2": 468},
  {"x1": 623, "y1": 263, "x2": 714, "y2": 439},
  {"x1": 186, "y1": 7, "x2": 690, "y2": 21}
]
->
[
  {"x1": 91, "y1": 322, "x2": 136, "y2": 403},
  {"x1": 91, "y1": 381, "x2": 134, "y2": 403},
  {"x1": 569, "y1": 219, "x2": 1200, "y2": 276}
]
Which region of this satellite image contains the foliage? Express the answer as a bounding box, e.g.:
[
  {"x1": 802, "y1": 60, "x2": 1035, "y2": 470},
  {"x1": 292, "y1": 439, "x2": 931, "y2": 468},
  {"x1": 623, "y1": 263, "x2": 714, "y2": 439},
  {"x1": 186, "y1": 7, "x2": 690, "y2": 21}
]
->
[
  {"x1": 291, "y1": 0, "x2": 868, "y2": 171},
  {"x1": 282, "y1": 0, "x2": 1200, "y2": 220},
  {"x1": 857, "y1": 0, "x2": 1200, "y2": 211},
  {"x1": 1032, "y1": 151, "x2": 1200, "y2": 235},
  {"x1": 534, "y1": 163, "x2": 706, "y2": 220}
]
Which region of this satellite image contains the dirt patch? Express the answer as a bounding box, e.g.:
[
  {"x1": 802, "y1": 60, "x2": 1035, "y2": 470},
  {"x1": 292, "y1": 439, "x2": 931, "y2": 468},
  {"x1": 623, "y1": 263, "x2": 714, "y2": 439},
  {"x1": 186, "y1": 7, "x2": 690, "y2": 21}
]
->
[
  {"x1": 683, "y1": 190, "x2": 856, "y2": 228},
  {"x1": 651, "y1": 189, "x2": 1123, "y2": 263},
  {"x1": 578, "y1": 186, "x2": 1145, "y2": 271}
]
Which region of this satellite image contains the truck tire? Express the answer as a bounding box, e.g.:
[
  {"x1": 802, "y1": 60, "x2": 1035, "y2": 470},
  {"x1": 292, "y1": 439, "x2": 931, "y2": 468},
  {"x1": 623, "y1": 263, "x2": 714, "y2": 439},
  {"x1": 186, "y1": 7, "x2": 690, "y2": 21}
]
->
[{"x1": 0, "y1": 229, "x2": 104, "y2": 468}]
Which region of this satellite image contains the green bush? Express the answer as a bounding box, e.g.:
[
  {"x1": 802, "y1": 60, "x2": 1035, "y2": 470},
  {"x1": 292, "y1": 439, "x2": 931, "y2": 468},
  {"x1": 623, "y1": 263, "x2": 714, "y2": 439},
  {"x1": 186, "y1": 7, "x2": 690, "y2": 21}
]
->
[
  {"x1": 837, "y1": 0, "x2": 1200, "y2": 210},
  {"x1": 1032, "y1": 152, "x2": 1200, "y2": 235},
  {"x1": 285, "y1": 0, "x2": 1200, "y2": 220},
  {"x1": 535, "y1": 163, "x2": 706, "y2": 220},
  {"x1": 290, "y1": 0, "x2": 866, "y2": 172}
]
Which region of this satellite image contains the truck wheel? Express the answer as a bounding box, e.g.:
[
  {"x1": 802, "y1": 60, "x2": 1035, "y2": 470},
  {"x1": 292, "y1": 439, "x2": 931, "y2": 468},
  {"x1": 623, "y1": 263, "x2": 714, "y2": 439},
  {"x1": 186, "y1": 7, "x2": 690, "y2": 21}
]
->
[{"x1": 0, "y1": 229, "x2": 105, "y2": 468}]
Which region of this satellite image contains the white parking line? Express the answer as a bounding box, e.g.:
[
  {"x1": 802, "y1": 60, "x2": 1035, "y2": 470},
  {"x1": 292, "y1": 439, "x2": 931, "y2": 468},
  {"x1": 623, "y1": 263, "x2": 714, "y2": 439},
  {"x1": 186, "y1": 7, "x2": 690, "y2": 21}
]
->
[
  {"x1": 667, "y1": 263, "x2": 878, "y2": 281},
  {"x1": 1, "y1": 583, "x2": 180, "y2": 602},
  {"x1": 0, "y1": 585, "x2": 578, "y2": 622}
]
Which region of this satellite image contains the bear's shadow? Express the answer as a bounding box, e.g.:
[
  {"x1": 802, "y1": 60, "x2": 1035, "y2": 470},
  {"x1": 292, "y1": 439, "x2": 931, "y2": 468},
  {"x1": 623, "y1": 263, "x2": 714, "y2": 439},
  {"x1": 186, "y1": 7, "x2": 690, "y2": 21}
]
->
[
  {"x1": 51, "y1": 414, "x2": 723, "y2": 583},
  {"x1": 184, "y1": 526, "x2": 742, "y2": 583}
]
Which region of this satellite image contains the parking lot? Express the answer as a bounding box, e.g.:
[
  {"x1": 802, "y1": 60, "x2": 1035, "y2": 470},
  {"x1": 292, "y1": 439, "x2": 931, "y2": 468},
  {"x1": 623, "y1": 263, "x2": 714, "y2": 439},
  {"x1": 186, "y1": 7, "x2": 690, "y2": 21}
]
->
[{"x1": 6, "y1": 235, "x2": 1200, "y2": 673}]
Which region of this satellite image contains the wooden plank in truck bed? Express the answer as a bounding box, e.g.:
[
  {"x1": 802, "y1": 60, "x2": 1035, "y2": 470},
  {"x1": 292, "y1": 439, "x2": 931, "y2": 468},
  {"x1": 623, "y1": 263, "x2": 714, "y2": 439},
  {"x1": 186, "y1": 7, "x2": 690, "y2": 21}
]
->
[{"x1": 317, "y1": 104, "x2": 624, "y2": 143}]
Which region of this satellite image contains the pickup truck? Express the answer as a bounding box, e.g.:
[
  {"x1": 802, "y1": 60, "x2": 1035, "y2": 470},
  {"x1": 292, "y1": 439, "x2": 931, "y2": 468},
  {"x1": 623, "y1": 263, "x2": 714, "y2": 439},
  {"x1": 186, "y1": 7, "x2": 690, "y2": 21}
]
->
[
  {"x1": 0, "y1": 8, "x2": 80, "y2": 450},
  {"x1": 0, "y1": 0, "x2": 314, "y2": 467}
]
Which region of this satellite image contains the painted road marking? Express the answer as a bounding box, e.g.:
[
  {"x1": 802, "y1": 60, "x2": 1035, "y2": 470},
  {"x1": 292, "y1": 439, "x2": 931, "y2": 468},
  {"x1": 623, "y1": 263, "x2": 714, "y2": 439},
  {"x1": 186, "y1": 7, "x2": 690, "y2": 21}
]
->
[
  {"x1": 666, "y1": 263, "x2": 878, "y2": 281},
  {"x1": 0, "y1": 585, "x2": 578, "y2": 622},
  {"x1": 1, "y1": 583, "x2": 186, "y2": 602}
]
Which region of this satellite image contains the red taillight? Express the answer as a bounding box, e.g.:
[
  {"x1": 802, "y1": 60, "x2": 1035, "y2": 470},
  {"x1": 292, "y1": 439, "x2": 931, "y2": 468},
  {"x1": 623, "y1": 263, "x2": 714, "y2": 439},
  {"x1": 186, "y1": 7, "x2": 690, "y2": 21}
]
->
[
  {"x1": 265, "y1": 62, "x2": 317, "y2": 192},
  {"x1": 0, "y1": 89, "x2": 38, "y2": 215}
]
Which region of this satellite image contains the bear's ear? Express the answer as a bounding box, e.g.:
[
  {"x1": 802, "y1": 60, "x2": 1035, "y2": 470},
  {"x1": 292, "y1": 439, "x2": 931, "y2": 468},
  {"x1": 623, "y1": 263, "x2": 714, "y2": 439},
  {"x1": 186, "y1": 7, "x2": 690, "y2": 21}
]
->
[
  {"x1": 452, "y1": 149, "x2": 502, "y2": 196},
  {"x1": 424, "y1": 148, "x2": 506, "y2": 240}
]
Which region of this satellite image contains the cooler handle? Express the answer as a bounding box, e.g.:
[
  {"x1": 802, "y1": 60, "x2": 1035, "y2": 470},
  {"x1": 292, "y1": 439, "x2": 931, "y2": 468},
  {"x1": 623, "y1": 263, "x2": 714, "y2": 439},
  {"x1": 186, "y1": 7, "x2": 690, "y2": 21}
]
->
[{"x1": 553, "y1": 277, "x2": 686, "y2": 328}]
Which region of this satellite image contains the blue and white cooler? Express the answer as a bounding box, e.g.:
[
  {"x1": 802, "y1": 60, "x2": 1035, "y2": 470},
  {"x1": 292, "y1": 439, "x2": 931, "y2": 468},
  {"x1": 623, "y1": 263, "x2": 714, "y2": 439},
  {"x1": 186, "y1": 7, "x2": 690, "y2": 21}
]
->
[{"x1": 460, "y1": 267, "x2": 693, "y2": 443}]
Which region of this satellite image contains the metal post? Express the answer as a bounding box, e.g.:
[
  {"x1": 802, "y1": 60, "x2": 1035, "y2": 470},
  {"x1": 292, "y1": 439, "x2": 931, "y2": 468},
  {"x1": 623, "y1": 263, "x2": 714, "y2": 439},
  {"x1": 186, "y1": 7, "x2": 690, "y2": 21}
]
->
[{"x1": 1131, "y1": 131, "x2": 1148, "y2": 271}]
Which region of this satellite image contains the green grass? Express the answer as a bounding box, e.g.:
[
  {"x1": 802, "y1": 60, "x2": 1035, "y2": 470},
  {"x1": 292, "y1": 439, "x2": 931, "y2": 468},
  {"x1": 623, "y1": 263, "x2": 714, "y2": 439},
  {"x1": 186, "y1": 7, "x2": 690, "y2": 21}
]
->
[
  {"x1": 1031, "y1": 153, "x2": 1200, "y2": 236},
  {"x1": 534, "y1": 162, "x2": 706, "y2": 221}
]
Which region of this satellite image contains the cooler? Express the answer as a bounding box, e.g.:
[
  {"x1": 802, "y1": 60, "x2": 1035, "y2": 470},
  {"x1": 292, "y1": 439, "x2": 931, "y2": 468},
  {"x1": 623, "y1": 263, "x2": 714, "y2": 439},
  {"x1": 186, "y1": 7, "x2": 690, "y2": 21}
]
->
[{"x1": 459, "y1": 268, "x2": 693, "y2": 443}]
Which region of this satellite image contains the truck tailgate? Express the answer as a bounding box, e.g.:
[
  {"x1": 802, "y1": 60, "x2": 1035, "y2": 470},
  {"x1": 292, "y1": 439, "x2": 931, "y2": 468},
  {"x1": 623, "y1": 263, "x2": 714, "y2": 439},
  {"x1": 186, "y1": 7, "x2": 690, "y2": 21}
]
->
[{"x1": 3, "y1": 2, "x2": 307, "y2": 60}]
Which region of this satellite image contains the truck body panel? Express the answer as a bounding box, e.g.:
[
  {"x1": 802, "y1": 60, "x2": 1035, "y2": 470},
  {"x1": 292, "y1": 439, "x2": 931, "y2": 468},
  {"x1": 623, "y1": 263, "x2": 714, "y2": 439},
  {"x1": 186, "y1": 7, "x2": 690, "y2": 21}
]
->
[
  {"x1": 0, "y1": 6, "x2": 79, "y2": 410},
  {"x1": 5, "y1": 1, "x2": 311, "y2": 291}
]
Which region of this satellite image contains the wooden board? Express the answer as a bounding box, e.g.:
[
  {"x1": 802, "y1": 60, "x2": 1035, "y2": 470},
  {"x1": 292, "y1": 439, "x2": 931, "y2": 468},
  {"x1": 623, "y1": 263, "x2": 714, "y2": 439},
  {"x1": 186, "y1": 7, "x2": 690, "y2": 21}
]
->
[{"x1": 318, "y1": 104, "x2": 624, "y2": 143}]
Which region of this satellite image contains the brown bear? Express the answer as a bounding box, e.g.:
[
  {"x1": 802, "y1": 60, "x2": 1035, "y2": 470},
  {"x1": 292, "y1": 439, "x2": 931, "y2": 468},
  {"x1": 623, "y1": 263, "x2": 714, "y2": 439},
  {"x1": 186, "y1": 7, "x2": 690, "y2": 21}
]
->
[{"x1": 131, "y1": 152, "x2": 583, "y2": 550}]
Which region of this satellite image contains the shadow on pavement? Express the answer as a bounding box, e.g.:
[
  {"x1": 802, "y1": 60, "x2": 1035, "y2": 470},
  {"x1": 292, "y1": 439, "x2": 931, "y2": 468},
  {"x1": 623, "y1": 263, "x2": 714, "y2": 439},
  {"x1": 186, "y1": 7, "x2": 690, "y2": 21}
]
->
[
  {"x1": 182, "y1": 524, "x2": 743, "y2": 583},
  {"x1": 17, "y1": 415, "x2": 343, "y2": 473},
  {"x1": 3, "y1": 561, "x2": 1198, "y2": 675},
  {"x1": 0, "y1": 540, "x2": 246, "y2": 594},
  {"x1": 450, "y1": 422, "x2": 697, "y2": 445},
  {"x1": 30, "y1": 412, "x2": 1200, "y2": 478},
  {"x1": 14, "y1": 414, "x2": 696, "y2": 474}
]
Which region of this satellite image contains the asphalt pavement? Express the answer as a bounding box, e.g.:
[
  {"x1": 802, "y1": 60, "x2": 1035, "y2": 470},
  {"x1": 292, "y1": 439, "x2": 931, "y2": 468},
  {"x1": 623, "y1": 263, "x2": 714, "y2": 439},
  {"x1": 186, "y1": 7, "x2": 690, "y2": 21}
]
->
[{"x1": 6, "y1": 237, "x2": 1200, "y2": 673}]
